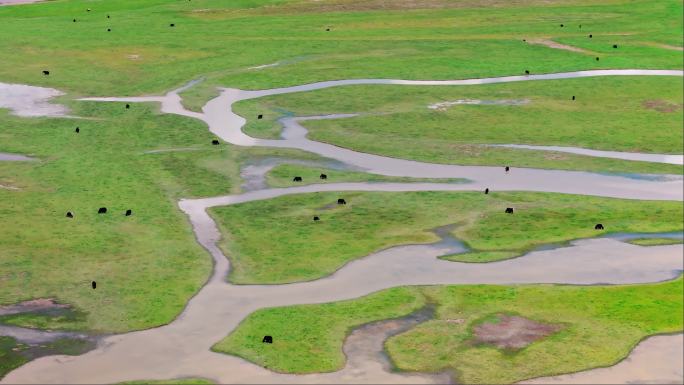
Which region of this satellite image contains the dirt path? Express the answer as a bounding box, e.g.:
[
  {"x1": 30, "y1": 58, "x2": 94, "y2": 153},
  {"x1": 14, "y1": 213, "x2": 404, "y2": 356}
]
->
[{"x1": 526, "y1": 38, "x2": 593, "y2": 54}]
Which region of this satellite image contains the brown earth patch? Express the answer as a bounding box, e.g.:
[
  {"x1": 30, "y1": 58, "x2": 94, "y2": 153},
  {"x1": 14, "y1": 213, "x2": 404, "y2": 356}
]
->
[
  {"x1": 642, "y1": 100, "x2": 683, "y2": 113},
  {"x1": 473, "y1": 314, "x2": 562, "y2": 349},
  {"x1": 0, "y1": 298, "x2": 70, "y2": 316}
]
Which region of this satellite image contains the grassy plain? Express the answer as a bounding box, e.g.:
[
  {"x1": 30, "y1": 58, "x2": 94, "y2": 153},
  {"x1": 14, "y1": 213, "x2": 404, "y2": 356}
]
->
[
  {"x1": 236, "y1": 76, "x2": 683, "y2": 174},
  {"x1": 0, "y1": 0, "x2": 681, "y2": 100},
  {"x1": 210, "y1": 191, "x2": 683, "y2": 283},
  {"x1": 0, "y1": 100, "x2": 332, "y2": 333},
  {"x1": 215, "y1": 277, "x2": 683, "y2": 383}
]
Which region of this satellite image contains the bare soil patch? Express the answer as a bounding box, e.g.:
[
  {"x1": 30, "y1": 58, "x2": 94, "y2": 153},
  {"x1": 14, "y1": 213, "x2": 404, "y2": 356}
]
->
[
  {"x1": 473, "y1": 314, "x2": 562, "y2": 349},
  {"x1": 642, "y1": 100, "x2": 683, "y2": 113},
  {"x1": 527, "y1": 38, "x2": 592, "y2": 54}
]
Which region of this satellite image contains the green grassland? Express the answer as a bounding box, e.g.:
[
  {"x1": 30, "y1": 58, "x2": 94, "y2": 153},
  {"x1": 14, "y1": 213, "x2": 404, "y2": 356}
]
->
[
  {"x1": 210, "y1": 190, "x2": 683, "y2": 284},
  {"x1": 0, "y1": 99, "x2": 339, "y2": 333},
  {"x1": 235, "y1": 75, "x2": 683, "y2": 174},
  {"x1": 214, "y1": 277, "x2": 683, "y2": 383},
  {"x1": 0, "y1": 0, "x2": 681, "y2": 100},
  {"x1": 264, "y1": 163, "x2": 466, "y2": 187},
  {"x1": 627, "y1": 237, "x2": 683, "y2": 246}
]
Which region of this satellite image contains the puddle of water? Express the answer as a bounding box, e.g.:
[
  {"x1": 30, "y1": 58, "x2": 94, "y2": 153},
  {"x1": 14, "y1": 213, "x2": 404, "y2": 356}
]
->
[
  {"x1": 606, "y1": 231, "x2": 684, "y2": 242},
  {"x1": 494, "y1": 144, "x2": 684, "y2": 165},
  {"x1": 239, "y1": 157, "x2": 357, "y2": 192},
  {"x1": 0, "y1": 0, "x2": 43, "y2": 5},
  {"x1": 0, "y1": 83, "x2": 69, "y2": 117},
  {"x1": 0, "y1": 152, "x2": 35, "y2": 161}
]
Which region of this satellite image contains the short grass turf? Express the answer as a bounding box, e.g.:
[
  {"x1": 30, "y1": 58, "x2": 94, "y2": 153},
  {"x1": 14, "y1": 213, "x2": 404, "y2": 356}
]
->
[
  {"x1": 0, "y1": 100, "x2": 325, "y2": 332},
  {"x1": 210, "y1": 190, "x2": 683, "y2": 284},
  {"x1": 236, "y1": 76, "x2": 683, "y2": 174},
  {"x1": 214, "y1": 277, "x2": 683, "y2": 383},
  {"x1": 265, "y1": 163, "x2": 467, "y2": 187},
  {"x1": 118, "y1": 378, "x2": 215, "y2": 385},
  {"x1": 0, "y1": 0, "x2": 681, "y2": 99}
]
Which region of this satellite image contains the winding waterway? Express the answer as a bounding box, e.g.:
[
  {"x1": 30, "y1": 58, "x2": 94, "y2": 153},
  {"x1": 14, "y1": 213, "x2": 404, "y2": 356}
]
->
[{"x1": 3, "y1": 69, "x2": 684, "y2": 384}]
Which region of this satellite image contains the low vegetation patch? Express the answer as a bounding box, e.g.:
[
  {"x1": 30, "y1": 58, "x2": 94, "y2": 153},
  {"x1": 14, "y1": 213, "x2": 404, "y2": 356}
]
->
[
  {"x1": 211, "y1": 191, "x2": 683, "y2": 283},
  {"x1": 265, "y1": 163, "x2": 466, "y2": 187},
  {"x1": 628, "y1": 237, "x2": 683, "y2": 246}
]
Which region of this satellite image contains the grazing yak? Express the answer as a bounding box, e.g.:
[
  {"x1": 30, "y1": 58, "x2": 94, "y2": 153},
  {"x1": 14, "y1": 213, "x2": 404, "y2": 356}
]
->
[
  {"x1": 125, "y1": 209, "x2": 132, "y2": 216},
  {"x1": 170, "y1": 23, "x2": 175, "y2": 27},
  {"x1": 66, "y1": 211, "x2": 74, "y2": 218},
  {"x1": 313, "y1": 216, "x2": 320, "y2": 221},
  {"x1": 212, "y1": 139, "x2": 220, "y2": 145},
  {"x1": 125, "y1": 104, "x2": 130, "y2": 109},
  {"x1": 293, "y1": 176, "x2": 303, "y2": 182},
  {"x1": 524, "y1": 70, "x2": 530, "y2": 75},
  {"x1": 338, "y1": 198, "x2": 346, "y2": 205},
  {"x1": 613, "y1": 44, "x2": 618, "y2": 48},
  {"x1": 505, "y1": 207, "x2": 514, "y2": 214},
  {"x1": 98, "y1": 207, "x2": 107, "y2": 214},
  {"x1": 262, "y1": 336, "x2": 273, "y2": 344},
  {"x1": 595, "y1": 223, "x2": 604, "y2": 230},
  {"x1": 257, "y1": 114, "x2": 263, "y2": 119},
  {"x1": 43, "y1": 70, "x2": 50, "y2": 75},
  {"x1": 320, "y1": 174, "x2": 328, "y2": 180}
]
